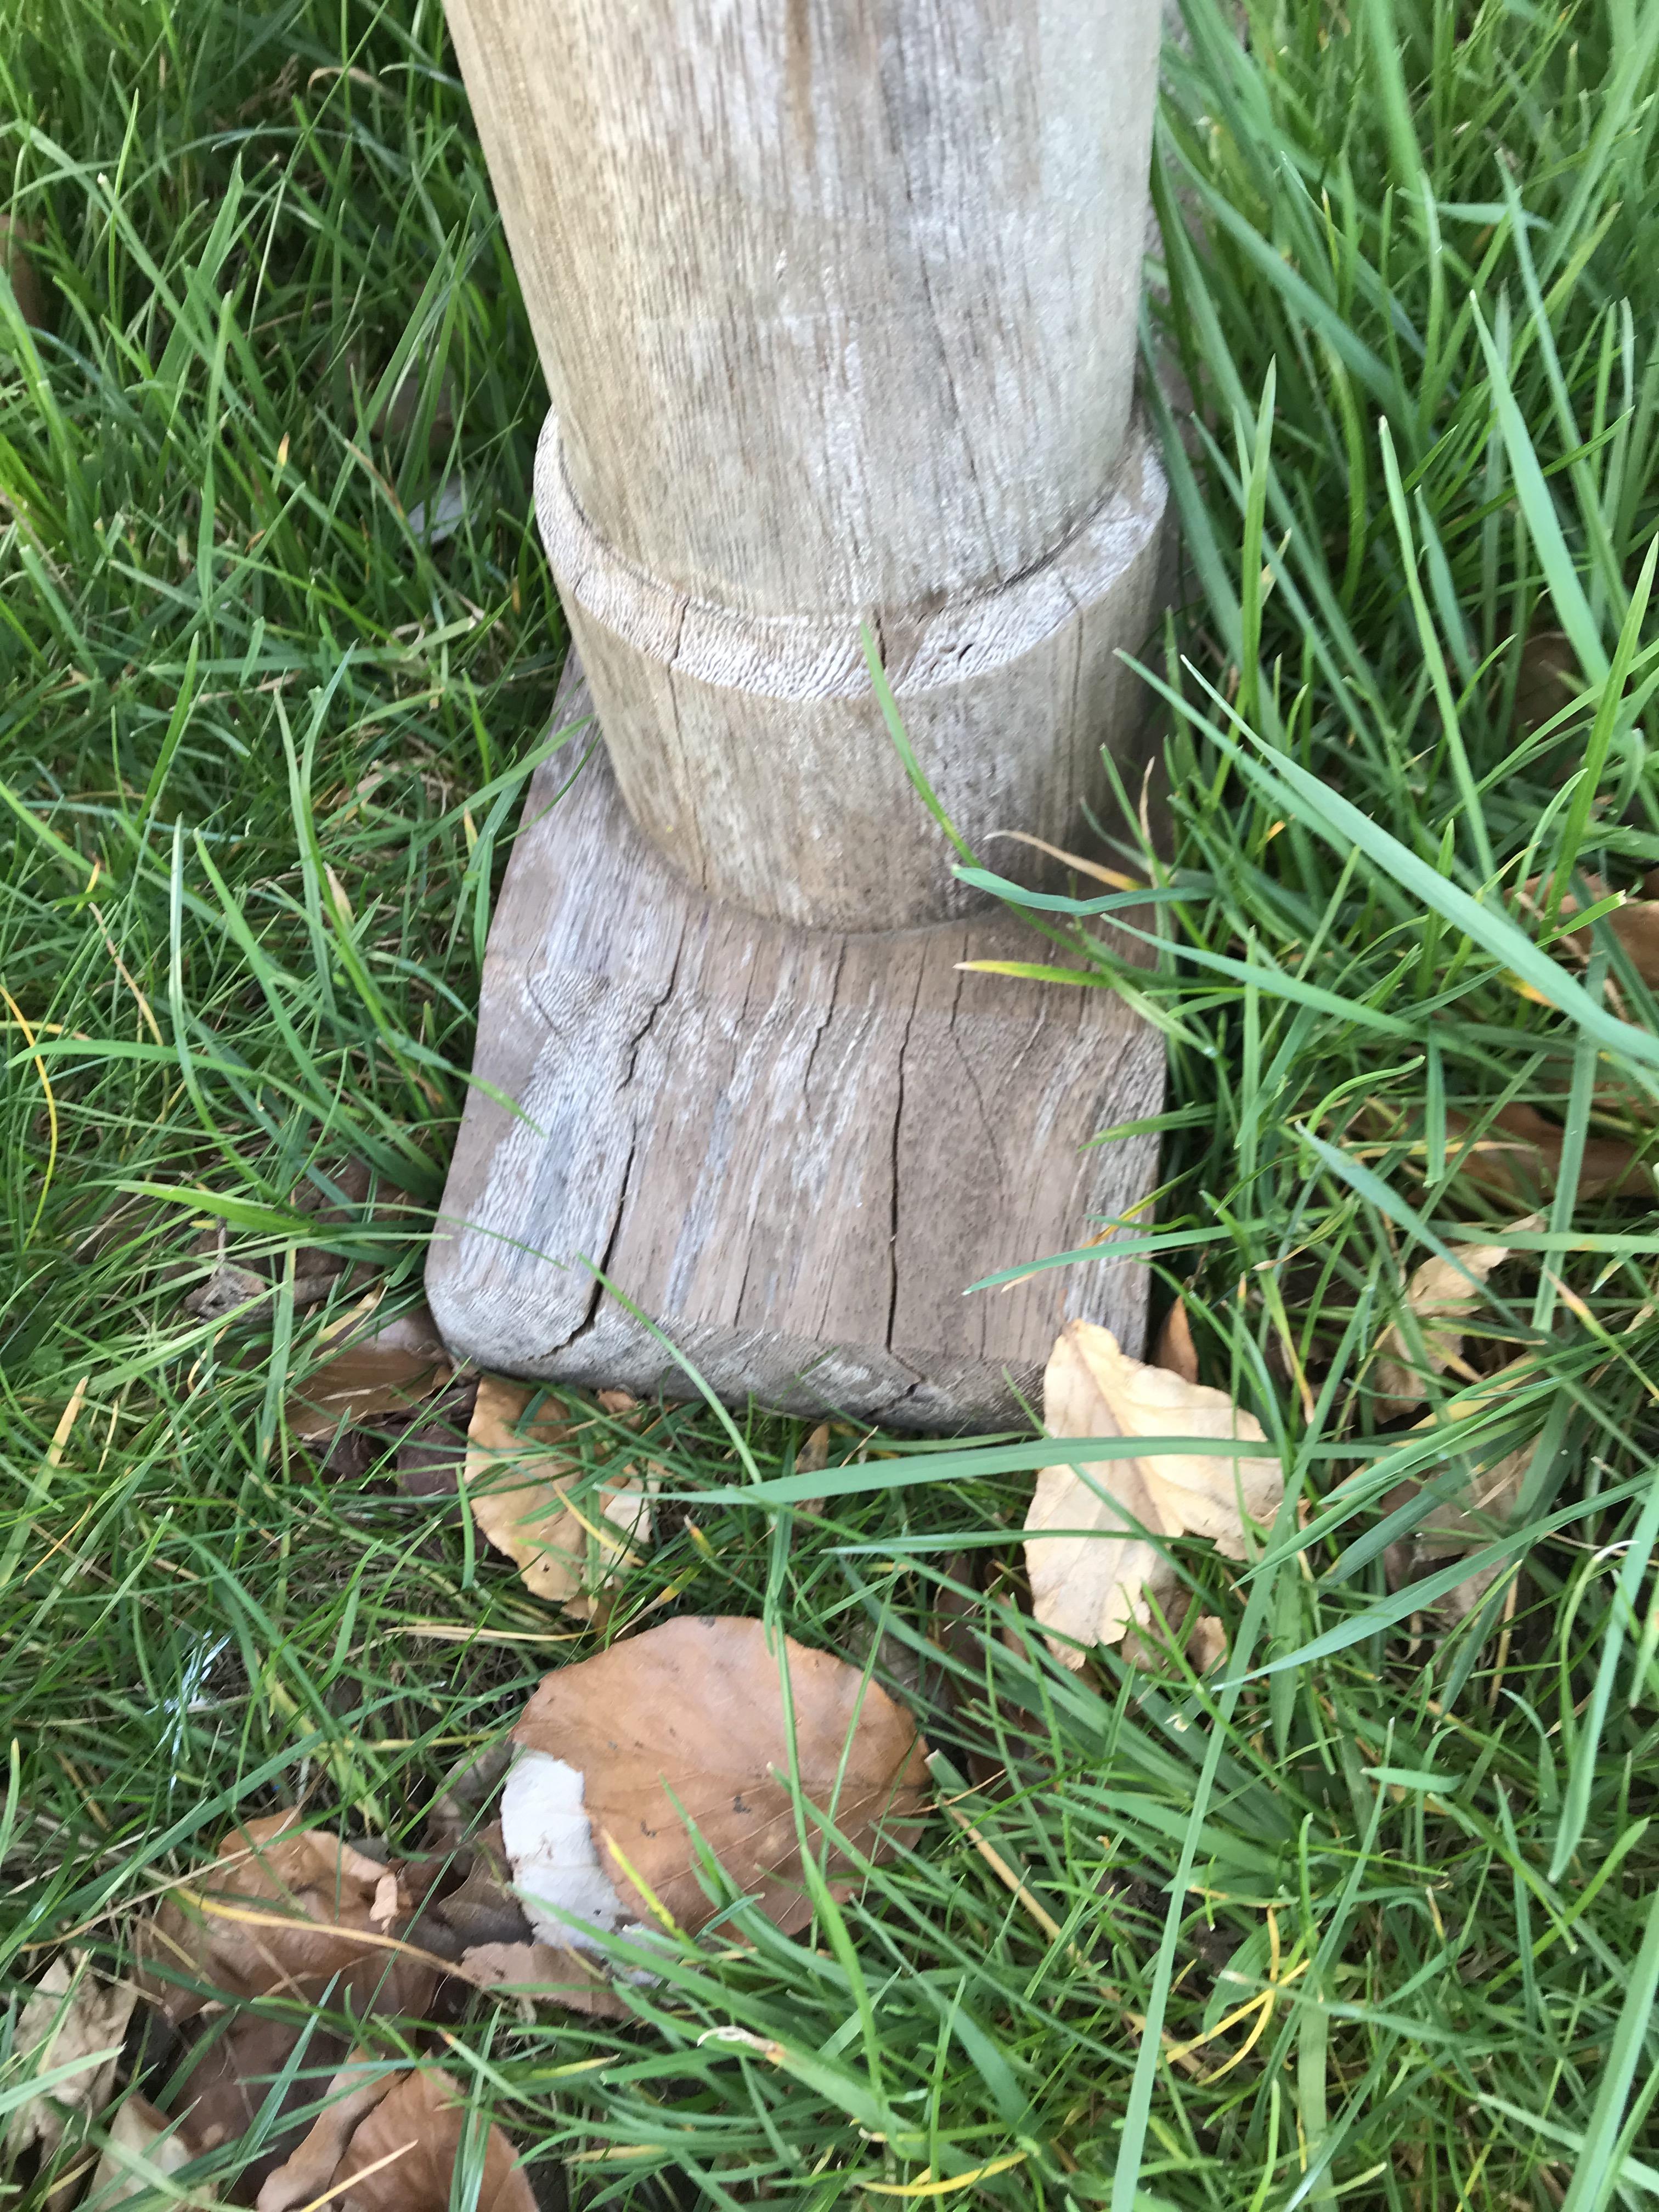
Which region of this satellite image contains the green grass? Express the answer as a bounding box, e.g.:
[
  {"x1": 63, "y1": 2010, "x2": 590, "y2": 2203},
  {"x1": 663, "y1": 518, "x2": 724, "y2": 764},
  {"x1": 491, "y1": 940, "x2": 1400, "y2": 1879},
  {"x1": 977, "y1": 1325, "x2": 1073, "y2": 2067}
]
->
[{"x1": 4, "y1": 0, "x2": 1659, "y2": 2207}]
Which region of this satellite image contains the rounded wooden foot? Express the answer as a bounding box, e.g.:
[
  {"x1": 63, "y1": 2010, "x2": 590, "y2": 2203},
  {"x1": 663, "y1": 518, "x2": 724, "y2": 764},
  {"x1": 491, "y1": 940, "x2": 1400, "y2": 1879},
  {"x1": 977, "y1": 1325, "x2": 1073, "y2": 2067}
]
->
[{"x1": 428, "y1": 662, "x2": 1164, "y2": 1432}]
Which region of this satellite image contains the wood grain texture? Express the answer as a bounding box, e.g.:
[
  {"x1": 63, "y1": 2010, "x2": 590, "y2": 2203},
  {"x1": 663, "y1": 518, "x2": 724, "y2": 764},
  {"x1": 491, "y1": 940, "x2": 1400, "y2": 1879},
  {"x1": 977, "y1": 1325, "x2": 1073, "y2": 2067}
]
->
[
  {"x1": 442, "y1": 0, "x2": 1169, "y2": 929},
  {"x1": 429, "y1": 663, "x2": 1165, "y2": 1433},
  {"x1": 443, "y1": 0, "x2": 1163, "y2": 616},
  {"x1": 542, "y1": 410, "x2": 1168, "y2": 930}
]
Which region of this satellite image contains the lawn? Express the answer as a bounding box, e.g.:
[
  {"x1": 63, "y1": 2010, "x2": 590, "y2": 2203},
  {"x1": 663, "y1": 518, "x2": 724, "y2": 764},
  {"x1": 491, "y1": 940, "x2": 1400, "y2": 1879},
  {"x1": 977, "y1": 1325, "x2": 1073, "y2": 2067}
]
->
[{"x1": 4, "y1": 0, "x2": 1659, "y2": 2207}]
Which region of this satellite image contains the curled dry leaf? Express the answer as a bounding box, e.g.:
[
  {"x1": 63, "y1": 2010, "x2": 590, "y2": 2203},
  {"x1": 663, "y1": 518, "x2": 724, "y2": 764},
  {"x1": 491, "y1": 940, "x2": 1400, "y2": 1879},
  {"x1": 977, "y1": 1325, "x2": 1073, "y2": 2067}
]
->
[
  {"x1": 0, "y1": 214, "x2": 50, "y2": 329},
  {"x1": 792, "y1": 1420, "x2": 834, "y2": 1515},
  {"x1": 1446, "y1": 1102, "x2": 1647, "y2": 1204},
  {"x1": 465, "y1": 1375, "x2": 651, "y2": 1614},
  {"x1": 1151, "y1": 1299, "x2": 1200, "y2": 1384},
  {"x1": 512, "y1": 1614, "x2": 929, "y2": 1937},
  {"x1": 1372, "y1": 1222, "x2": 1536, "y2": 1419},
  {"x1": 287, "y1": 1298, "x2": 452, "y2": 1441},
  {"x1": 394, "y1": 1379, "x2": 481, "y2": 1501},
  {"x1": 89, "y1": 2096, "x2": 216, "y2": 2207},
  {"x1": 1523, "y1": 871, "x2": 1659, "y2": 988},
  {"x1": 185, "y1": 1261, "x2": 271, "y2": 1323},
  {"x1": 180, "y1": 1159, "x2": 409, "y2": 1324},
  {"x1": 424, "y1": 1740, "x2": 516, "y2": 1852},
  {"x1": 329, "y1": 2068, "x2": 535, "y2": 2212},
  {"x1": 457, "y1": 1941, "x2": 630, "y2": 2021},
  {"x1": 139, "y1": 1811, "x2": 443, "y2": 2023},
  {"x1": 1509, "y1": 628, "x2": 1579, "y2": 740},
  {"x1": 254, "y1": 2055, "x2": 393, "y2": 2212},
  {"x1": 1186, "y1": 1614, "x2": 1228, "y2": 1674},
  {"x1": 1025, "y1": 1321, "x2": 1282, "y2": 1663},
  {"x1": 165, "y1": 2012, "x2": 351, "y2": 2189},
  {"x1": 1385, "y1": 1369, "x2": 1536, "y2": 1625},
  {"x1": 6, "y1": 1953, "x2": 138, "y2": 2189},
  {"x1": 419, "y1": 1822, "x2": 532, "y2": 1950}
]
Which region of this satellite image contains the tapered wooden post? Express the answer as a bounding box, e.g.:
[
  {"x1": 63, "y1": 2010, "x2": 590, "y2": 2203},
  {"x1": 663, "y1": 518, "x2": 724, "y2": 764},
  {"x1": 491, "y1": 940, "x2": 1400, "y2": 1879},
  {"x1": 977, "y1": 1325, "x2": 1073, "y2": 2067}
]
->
[{"x1": 431, "y1": 0, "x2": 1170, "y2": 1427}]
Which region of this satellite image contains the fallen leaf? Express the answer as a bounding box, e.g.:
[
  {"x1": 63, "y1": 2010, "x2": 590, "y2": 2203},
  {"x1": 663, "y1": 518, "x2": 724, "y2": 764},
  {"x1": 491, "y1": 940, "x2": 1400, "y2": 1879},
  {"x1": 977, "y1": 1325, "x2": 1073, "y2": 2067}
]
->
[
  {"x1": 512, "y1": 1615, "x2": 930, "y2": 1937},
  {"x1": 329, "y1": 2068, "x2": 535, "y2": 2212},
  {"x1": 1445, "y1": 1102, "x2": 1647, "y2": 1204},
  {"x1": 89, "y1": 2096, "x2": 216, "y2": 2207},
  {"x1": 6, "y1": 1954, "x2": 138, "y2": 2197},
  {"x1": 255, "y1": 2055, "x2": 394, "y2": 2212},
  {"x1": 0, "y1": 214, "x2": 50, "y2": 330},
  {"x1": 1186, "y1": 1615, "x2": 1228, "y2": 1673},
  {"x1": 372, "y1": 359, "x2": 455, "y2": 446},
  {"x1": 164, "y1": 2012, "x2": 349, "y2": 2196},
  {"x1": 792, "y1": 1420, "x2": 834, "y2": 1515},
  {"x1": 417, "y1": 1823, "x2": 532, "y2": 1950},
  {"x1": 1510, "y1": 628, "x2": 1579, "y2": 739},
  {"x1": 394, "y1": 1380, "x2": 480, "y2": 1500},
  {"x1": 406, "y1": 473, "x2": 472, "y2": 547},
  {"x1": 1152, "y1": 1300, "x2": 1199, "y2": 1384},
  {"x1": 1522, "y1": 870, "x2": 1659, "y2": 988},
  {"x1": 1024, "y1": 1321, "x2": 1282, "y2": 1663},
  {"x1": 1384, "y1": 1371, "x2": 1535, "y2": 1625},
  {"x1": 287, "y1": 1298, "x2": 452, "y2": 1440},
  {"x1": 465, "y1": 1375, "x2": 651, "y2": 1612},
  {"x1": 1372, "y1": 1223, "x2": 1535, "y2": 1418},
  {"x1": 457, "y1": 1941, "x2": 629, "y2": 2020},
  {"x1": 424, "y1": 1740, "x2": 516, "y2": 1853},
  {"x1": 184, "y1": 1260, "x2": 272, "y2": 1322},
  {"x1": 138, "y1": 1810, "x2": 443, "y2": 2024}
]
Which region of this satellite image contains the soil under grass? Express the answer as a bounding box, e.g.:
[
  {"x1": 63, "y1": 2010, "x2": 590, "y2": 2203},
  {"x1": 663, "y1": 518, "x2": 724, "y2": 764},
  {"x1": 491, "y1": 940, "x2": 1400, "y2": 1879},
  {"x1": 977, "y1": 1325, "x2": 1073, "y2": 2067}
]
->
[{"x1": 4, "y1": 1, "x2": 1659, "y2": 2207}]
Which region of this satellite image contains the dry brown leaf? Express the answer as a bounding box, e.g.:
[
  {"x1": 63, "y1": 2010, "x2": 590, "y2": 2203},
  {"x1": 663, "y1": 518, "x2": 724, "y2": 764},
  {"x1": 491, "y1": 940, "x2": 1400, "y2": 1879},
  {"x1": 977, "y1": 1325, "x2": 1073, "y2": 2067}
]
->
[
  {"x1": 89, "y1": 2096, "x2": 216, "y2": 2207},
  {"x1": 417, "y1": 1823, "x2": 530, "y2": 1950},
  {"x1": 1522, "y1": 870, "x2": 1659, "y2": 988},
  {"x1": 512, "y1": 1615, "x2": 929, "y2": 1937},
  {"x1": 185, "y1": 1260, "x2": 272, "y2": 1322},
  {"x1": 286, "y1": 1299, "x2": 452, "y2": 1441},
  {"x1": 1510, "y1": 629, "x2": 1579, "y2": 739},
  {"x1": 138, "y1": 1810, "x2": 443, "y2": 2024},
  {"x1": 0, "y1": 214, "x2": 50, "y2": 330},
  {"x1": 1372, "y1": 1223, "x2": 1535, "y2": 1418},
  {"x1": 1152, "y1": 1300, "x2": 1199, "y2": 1383},
  {"x1": 1384, "y1": 1372, "x2": 1535, "y2": 1625},
  {"x1": 465, "y1": 1375, "x2": 651, "y2": 1611},
  {"x1": 255, "y1": 2055, "x2": 394, "y2": 2212},
  {"x1": 394, "y1": 1380, "x2": 480, "y2": 1501},
  {"x1": 1186, "y1": 1615, "x2": 1228, "y2": 1674},
  {"x1": 1445, "y1": 1102, "x2": 1647, "y2": 1204},
  {"x1": 165, "y1": 2012, "x2": 349, "y2": 2197},
  {"x1": 791, "y1": 1420, "x2": 834, "y2": 1515},
  {"x1": 6, "y1": 1954, "x2": 138, "y2": 2192},
  {"x1": 457, "y1": 1941, "x2": 629, "y2": 2020},
  {"x1": 992, "y1": 827, "x2": 1144, "y2": 892},
  {"x1": 330, "y1": 2068, "x2": 535, "y2": 2212},
  {"x1": 1025, "y1": 1321, "x2": 1282, "y2": 1663},
  {"x1": 424, "y1": 1741, "x2": 516, "y2": 1852}
]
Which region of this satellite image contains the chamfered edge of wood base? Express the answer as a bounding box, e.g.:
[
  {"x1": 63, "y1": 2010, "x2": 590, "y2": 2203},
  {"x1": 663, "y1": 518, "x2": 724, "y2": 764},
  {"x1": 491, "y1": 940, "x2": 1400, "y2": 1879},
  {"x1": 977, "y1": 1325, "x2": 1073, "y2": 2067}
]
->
[{"x1": 427, "y1": 663, "x2": 1165, "y2": 1435}]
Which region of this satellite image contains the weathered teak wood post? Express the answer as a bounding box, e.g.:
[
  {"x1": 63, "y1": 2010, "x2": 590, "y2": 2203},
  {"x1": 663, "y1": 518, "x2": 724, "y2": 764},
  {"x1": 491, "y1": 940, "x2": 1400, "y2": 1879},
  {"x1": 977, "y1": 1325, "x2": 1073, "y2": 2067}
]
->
[{"x1": 430, "y1": 0, "x2": 1169, "y2": 1430}]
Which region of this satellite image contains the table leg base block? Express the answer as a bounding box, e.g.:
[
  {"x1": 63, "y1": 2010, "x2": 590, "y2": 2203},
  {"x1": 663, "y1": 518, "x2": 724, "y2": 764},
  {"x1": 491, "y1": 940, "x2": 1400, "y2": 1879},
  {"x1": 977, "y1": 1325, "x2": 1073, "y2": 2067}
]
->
[{"x1": 428, "y1": 665, "x2": 1164, "y2": 1433}]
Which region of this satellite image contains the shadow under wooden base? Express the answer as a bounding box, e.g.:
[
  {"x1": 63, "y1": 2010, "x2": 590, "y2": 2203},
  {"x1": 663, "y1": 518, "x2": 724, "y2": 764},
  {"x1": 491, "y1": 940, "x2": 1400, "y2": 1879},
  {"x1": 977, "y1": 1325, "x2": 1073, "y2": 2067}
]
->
[{"x1": 427, "y1": 661, "x2": 1164, "y2": 1432}]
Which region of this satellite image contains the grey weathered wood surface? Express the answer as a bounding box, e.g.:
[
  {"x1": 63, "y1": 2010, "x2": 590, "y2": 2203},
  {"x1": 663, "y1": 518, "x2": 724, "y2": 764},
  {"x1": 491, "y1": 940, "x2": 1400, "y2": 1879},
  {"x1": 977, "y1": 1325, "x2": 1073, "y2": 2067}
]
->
[
  {"x1": 429, "y1": 662, "x2": 1164, "y2": 1431},
  {"x1": 536, "y1": 415, "x2": 1168, "y2": 930},
  {"x1": 442, "y1": 0, "x2": 1169, "y2": 929}
]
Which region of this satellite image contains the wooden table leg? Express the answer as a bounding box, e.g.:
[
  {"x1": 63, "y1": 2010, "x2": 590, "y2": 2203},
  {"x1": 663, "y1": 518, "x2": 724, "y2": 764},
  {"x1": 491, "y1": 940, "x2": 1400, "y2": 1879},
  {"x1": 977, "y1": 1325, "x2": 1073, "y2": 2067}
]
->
[{"x1": 432, "y1": 0, "x2": 1170, "y2": 1421}]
